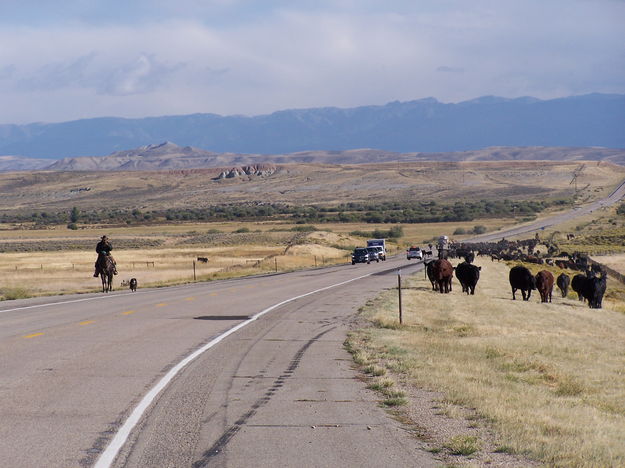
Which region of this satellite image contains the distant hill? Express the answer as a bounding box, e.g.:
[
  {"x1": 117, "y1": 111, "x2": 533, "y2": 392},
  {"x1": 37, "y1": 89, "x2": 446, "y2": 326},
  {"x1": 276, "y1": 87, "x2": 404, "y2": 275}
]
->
[
  {"x1": 2, "y1": 143, "x2": 624, "y2": 172},
  {"x1": 1, "y1": 93, "x2": 623, "y2": 159}
]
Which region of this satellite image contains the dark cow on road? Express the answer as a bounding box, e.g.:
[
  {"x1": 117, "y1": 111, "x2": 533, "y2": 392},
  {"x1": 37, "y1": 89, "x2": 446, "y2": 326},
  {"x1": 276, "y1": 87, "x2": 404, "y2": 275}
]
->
[
  {"x1": 455, "y1": 261, "x2": 481, "y2": 295},
  {"x1": 509, "y1": 265, "x2": 536, "y2": 301},
  {"x1": 431, "y1": 258, "x2": 454, "y2": 293},
  {"x1": 556, "y1": 273, "x2": 570, "y2": 298},
  {"x1": 535, "y1": 270, "x2": 555, "y2": 303},
  {"x1": 571, "y1": 274, "x2": 587, "y2": 301}
]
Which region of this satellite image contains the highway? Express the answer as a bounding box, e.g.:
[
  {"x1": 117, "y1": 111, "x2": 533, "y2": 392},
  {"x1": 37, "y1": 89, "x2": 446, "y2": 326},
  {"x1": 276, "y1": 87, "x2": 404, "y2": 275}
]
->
[
  {"x1": 0, "y1": 256, "x2": 435, "y2": 468},
  {"x1": 3, "y1": 178, "x2": 624, "y2": 467},
  {"x1": 468, "y1": 176, "x2": 625, "y2": 243}
]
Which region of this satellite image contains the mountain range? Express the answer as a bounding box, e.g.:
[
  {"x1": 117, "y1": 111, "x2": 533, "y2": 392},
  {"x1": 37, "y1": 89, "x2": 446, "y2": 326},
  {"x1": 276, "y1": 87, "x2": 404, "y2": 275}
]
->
[{"x1": 1, "y1": 93, "x2": 623, "y2": 162}]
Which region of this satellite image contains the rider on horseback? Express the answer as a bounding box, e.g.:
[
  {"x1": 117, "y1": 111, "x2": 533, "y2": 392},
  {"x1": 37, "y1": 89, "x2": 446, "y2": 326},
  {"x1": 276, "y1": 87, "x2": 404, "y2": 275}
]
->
[{"x1": 93, "y1": 235, "x2": 118, "y2": 277}]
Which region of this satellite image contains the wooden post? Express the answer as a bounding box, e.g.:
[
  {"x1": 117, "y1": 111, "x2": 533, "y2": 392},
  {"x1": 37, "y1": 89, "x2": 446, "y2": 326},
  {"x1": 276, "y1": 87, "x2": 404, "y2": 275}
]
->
[
  {"x1": 314, "y1": 255, "x2": 317, "y2": 267},
  {"x1": 275, "y1": 258, "x2": 278, "y2": 273},
  {"x1": 398, "y1": 269, "x2": 403, "y2": 325},
  {"x1": 193, "y1": 260, "x2": 196, "y2": 281}
]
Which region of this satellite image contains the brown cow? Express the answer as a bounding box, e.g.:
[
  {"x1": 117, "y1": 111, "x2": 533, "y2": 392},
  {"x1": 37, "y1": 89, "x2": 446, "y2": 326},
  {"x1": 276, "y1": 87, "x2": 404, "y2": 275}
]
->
[
  {"x1": 535, "y1": 270, "x2": 554, "y2": 303},
  {"x1": 431, "y1": 259, "x2": 454, "y2": 293}
]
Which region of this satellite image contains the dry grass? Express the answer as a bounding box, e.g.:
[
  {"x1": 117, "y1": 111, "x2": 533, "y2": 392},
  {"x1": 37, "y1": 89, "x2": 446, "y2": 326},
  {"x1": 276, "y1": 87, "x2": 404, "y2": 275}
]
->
[
  {"x1": 592, "y1": 253, "x2": 625, "y2": 275},
  {"x1": 347, "y1": 258, "x2": 625, "y2": 467},
  {"x1": 0, "y1": 218, "x2": 524, "y2": 298},
  {"x1": 1, "y1": 160, "x2": 623, "y2": 214},
  {"x1": 0, "y1": 243, "x2": 352, "y2": 298}
]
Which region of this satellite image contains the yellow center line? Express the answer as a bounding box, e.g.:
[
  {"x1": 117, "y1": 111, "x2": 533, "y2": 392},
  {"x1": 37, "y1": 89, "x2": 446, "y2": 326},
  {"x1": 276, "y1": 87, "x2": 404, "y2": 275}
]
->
[
  {"x1": 209, "y1": 292, "x2": 218, "y2": 296},
  {"x1": 155, "y1": 303, "x2": 167, "y2": 307},
  {"x1": 184, "y1": 297, "x2": 195, "y2": 301},
  {"x1": 79, "y1": 320, "x2": 95, "y2": 326},
  {"x1": 23, "y1": 332, "x2": 44, "y2": 339},
  {"x1": 122, "y1": 310, "x2": 136, "y2": 315}
]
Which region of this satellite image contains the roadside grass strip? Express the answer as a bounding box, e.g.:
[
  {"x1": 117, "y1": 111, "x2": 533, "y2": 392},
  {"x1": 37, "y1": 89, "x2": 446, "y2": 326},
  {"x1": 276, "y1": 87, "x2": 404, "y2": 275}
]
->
[{"x1": 347, "y1": 258, "x2": 625, "y2": 467}]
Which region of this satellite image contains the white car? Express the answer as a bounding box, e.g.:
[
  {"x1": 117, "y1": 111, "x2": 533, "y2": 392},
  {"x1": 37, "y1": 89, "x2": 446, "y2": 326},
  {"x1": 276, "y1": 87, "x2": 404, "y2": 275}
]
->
[
  {"x1": 372, "y1": 245, "x2": 386, "y2": 261},
  {"x1": 406, "y1": 246, "x2": 423, "y2": 260}
]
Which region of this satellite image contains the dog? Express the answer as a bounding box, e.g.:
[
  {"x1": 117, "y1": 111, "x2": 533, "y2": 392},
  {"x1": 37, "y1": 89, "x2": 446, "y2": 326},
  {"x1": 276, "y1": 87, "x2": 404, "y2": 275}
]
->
[{"x1": 129, "y1": 278, "x2": 138, "y2": 292}]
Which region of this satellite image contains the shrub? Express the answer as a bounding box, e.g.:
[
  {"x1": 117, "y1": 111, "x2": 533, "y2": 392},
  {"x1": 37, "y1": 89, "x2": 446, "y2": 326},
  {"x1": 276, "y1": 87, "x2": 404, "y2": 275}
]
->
[
  {"x1": 290, "y1": 225, "x2": 318, "y2": 232},
  {"x1": 234, "y1": 227, "x2": 250, "y2": 233},
  {"x1": 445, "y1": 435, "x2": 481, "y2": 456},
  {"x1": 1, "y1": 287, "x2": 31, "y2": 300},
  {"x1": 67, "y1": 223, "x2": 78, "y2": 230},
  {"x1": 472, "y1": 225, "x2": 487, "y2": 234},
  {"x1": 453, "y1": 227, "x2": 466, "y2": 235}
]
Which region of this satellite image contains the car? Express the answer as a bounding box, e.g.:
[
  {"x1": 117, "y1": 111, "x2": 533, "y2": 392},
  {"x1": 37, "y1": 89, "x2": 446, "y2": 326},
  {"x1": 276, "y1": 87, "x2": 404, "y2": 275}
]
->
[
  {"x1": 371, "y1": 245, "x2": 386, "y2": 261},
  {"x1": 366, "y1": 247, "x2": 381, "y2": 263},
  {"x1": 406, "y1": 246, "x2": 423, "y2": 260},
  {"x1": 352, "y1": 247, "x2": 370, "y2": 264}
]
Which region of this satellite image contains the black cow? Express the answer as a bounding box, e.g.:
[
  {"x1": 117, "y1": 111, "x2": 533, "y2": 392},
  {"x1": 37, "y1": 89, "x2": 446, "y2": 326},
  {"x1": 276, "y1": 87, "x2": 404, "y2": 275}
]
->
[
  {"x1": 556, "y1": 273, "x2": 570, "y2": 298},
  {"x1": 584, "y1": 275, "x2": 607, "y2": 309},
  {"x1": 197, "y1": 257, "x2": 208, "y2": 263},
  {"x1": 425, "y1": 260, "x2": 437, "y2": 290},
  {"x1": 509, "y1": 265, "x2": 536, "y2": 301},
  {"x1": 571, "y1": 274, "x2": 587, "y2": 301},
  {"x1": 455, "y1": 261, "x2": 481, "y2": 295}
]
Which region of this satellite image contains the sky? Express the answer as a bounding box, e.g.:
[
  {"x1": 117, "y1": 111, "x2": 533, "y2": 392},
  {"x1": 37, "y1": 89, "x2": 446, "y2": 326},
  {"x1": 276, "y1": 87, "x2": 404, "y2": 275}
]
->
[{"x1": 0, "y1": 0, "x2": 624, "y2": 124}]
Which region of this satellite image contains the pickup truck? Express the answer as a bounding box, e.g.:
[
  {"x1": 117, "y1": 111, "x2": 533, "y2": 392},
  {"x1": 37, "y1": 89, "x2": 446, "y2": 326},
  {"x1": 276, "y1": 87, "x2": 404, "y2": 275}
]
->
[{"x1": 406, "y1": 246, "x2": 423, "y2": 260}]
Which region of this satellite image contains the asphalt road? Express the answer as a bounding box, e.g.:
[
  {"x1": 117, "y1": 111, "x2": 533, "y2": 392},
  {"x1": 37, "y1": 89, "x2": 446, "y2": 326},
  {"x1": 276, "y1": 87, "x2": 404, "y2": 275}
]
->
[
  {"x1": 466, "y1": 176, "x2": 625, "y2": 243},
  {"x1": 5, "y1": 179, "x2": 623, "y2": 467},
  {"x1": 0, "y1": 255, "x2": 436, "y2": 468}
]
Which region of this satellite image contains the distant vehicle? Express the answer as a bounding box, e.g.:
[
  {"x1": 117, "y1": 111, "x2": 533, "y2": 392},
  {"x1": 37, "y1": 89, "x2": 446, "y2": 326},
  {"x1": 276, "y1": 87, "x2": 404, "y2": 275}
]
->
[
  {"x1": 406, "y1": 246, "x2": 423, "y2": 260},
  {"x1": 366, "y1": 247, "x2": 381, "y2": 263},
  {"x1": 371, "y1": 245, "x2": 386, "y2": 261},
  {"x1": 437, "y1": 235, "x2": 450, "y2": 259},
  {"x1": 352, "y1": 248, "x2": 370, "y2": 265},
  {"x1": 367, "y1": 239, "x2": 386, "y2": 259}
]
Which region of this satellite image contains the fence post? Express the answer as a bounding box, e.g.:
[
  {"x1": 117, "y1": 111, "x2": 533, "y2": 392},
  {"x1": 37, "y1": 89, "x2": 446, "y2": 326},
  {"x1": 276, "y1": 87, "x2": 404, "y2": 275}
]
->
[
  {"x1": 398, "y1": 269, "x2": 403, "y2": 325},
  {"x1": 275, "y1": 258, "x2": 278, "y2": 273},
  {"x1": 193, "y1": 260, "x2": 196, "y2": 281}
]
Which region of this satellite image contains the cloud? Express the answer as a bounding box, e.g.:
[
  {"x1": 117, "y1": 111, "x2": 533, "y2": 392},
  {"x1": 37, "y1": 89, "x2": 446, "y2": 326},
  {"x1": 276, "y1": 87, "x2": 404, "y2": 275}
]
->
[
  {"x1": 0, "y1": 1, "x2": 623, "y2": 123},
  {"x1": 437, "y1": 66, "x2": 465, "y2": 74},
  {"x1": 98, "y1": 54, "x2": 185, "y2": 96}
]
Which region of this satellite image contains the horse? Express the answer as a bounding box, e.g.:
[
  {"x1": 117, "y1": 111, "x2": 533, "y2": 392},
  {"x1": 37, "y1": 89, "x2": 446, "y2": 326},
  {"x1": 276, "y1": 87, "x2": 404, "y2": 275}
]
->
[{"x1": 96, "y1": 253, "x2": 115, "y2": 293}]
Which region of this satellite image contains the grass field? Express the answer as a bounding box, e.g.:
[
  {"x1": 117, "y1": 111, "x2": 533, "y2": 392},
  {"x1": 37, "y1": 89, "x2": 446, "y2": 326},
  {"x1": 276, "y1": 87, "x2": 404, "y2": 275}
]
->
[
  {"x1": 0, "y1": 218, "x2": 530, "y2": 299},
  {"x1": 346, "y1": 258, "x2": 625, "y2": 467}
]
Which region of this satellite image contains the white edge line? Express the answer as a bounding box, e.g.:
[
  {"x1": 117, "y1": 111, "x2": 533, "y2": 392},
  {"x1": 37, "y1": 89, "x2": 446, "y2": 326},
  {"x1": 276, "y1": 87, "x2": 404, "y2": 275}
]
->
[
  {"x1": 0, "y1": 294, "x2": 128, "y2": 314},
  {"x1": 94, "y1": 270, "x2": 374, "y2": 468}
]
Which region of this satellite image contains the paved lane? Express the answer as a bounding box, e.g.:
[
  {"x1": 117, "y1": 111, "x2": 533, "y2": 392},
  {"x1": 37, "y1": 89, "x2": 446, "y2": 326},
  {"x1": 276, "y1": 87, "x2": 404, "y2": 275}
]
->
[
  {"x1": 0, "y1": 256, "x2": 433, "y2": 467},
  {"x1": 468, "y1": 176, "x2": 625, "y2": 242}
]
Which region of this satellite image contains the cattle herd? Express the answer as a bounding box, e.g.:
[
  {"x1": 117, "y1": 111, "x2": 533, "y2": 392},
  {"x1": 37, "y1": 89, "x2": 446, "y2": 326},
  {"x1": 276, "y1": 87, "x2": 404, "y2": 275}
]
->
[{"x1": 423, "y1": 236, "x2": 608, "y2": 309}]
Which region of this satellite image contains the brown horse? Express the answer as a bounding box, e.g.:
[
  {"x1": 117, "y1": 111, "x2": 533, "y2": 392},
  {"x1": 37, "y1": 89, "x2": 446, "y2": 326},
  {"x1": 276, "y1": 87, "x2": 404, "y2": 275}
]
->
[{"x1": 96, "y1": 253, "x2": 115, "y2": 293}]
